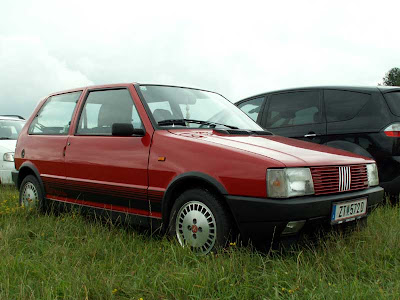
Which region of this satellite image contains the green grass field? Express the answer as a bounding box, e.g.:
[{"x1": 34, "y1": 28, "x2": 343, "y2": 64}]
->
[{"x1": 0, "y1": 185, "x2": 399, "y2": 299}]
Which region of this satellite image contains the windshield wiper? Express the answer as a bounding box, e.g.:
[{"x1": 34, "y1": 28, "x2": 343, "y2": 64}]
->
[
  {"x1": 0, "y1": 137, "x2": 12, "y2": 140},
  {"x1": 157, "y1": 119, "x2": 238, "y2": 129}
]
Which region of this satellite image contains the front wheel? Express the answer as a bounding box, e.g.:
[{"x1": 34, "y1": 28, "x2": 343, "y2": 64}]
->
[
  {"x1": 19, "y1": 175, "x2": 45, "y2": 211},
  {"x1": 169, "y1": 188, "x2": 232, "y2": 255}
]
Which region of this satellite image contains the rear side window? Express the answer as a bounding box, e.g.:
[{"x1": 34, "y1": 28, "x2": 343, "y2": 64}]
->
[
  {"x1": 266, "y1": 91, "x2": 321, "y2": 128},
  {"x1": 237, "y1": 97, "x2": 265, "y2": 121},
  {"x1": 384, "y1": 92, "x2": 400, "y2": 116},
  {"x1": 29, "y1": 92, "x2": 81, "y2": 135},
  {"x1": 325, "y1": 90, "x2": 369, "y2": 122},
  {"x1": 77, "y1": 89, "x2": 143, "y2": 135}
]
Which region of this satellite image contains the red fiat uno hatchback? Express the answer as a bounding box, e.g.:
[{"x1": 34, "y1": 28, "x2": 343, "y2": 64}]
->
[{"x1": 13, "y1": 83, "x2": 383, "y2": 254}]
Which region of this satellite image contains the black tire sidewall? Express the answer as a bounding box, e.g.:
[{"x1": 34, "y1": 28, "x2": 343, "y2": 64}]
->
[{"x1": 168, "y1": 188, "x2": 231, "y2": 252}]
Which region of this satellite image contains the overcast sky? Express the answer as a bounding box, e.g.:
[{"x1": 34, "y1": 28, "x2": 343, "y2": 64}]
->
[{"x1": 1, "y1": 0, "x2": 399, "y2": 118}]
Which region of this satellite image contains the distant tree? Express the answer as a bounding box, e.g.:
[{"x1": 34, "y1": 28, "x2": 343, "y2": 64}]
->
[{"x1": 382, "y1": 67, "x2": 400, "y2": 86}]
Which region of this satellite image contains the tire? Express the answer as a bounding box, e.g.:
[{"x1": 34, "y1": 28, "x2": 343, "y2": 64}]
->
[
  {"x1": 168, "y1": 188, "x2": 232, "y2": 255},
  {"x1": 388, "y1": 193, "x2": 399, "y2": 205},
  {"x1": 19, "y1": 175, "x2": 46, "y2": 211}
]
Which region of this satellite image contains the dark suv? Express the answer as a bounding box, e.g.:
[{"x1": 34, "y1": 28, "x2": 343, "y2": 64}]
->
[{"x1": 237, "y1": 86, "x2": 400, "y2": 200}]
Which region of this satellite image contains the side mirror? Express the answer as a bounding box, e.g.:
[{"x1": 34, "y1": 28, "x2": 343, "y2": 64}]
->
[{"x1": 112, "y1": 123, "x2": 145, "y2": 137}]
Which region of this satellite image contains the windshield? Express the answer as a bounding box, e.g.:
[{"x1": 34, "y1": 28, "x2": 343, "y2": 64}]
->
[
  {"x1": 139, "y1": 85, "x2": 263, "y2": 130},
  {"x1": 0, "y1": 119, "x2": 25, "y2": 140}
]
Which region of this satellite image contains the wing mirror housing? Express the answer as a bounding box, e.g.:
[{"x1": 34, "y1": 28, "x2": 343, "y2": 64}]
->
[{"x1": 112, "y1": 123, "x2": 145, "y2": 136}]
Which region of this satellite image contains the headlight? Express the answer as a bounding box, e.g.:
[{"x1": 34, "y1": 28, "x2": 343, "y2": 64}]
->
[
  {"x1": 366, "y1": 163, "x2": 379, "y2": 187},
  {"x1": 267, "y1": 168, "x2": 314, "y2": 198},
  {"x1": 3, "y1": 152, "x2": 14, "y2": 162}
]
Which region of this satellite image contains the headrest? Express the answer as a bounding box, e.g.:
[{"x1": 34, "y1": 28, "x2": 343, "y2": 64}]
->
[
  {"x1": 0, "y1": 127, "x2": 12, "y2": 138},
  {"x1": 153, "y1": 109, "x2": 173, "y2": 122}
]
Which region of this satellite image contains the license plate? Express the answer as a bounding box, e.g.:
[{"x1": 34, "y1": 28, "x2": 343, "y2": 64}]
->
[{"x1": 331, "y1": 198, "x2": 367, "y2": 224}]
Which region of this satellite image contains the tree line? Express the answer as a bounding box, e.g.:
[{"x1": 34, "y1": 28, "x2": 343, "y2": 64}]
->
[{"x1": 382, "y1": 67, "x2": 400, "y2": 86}]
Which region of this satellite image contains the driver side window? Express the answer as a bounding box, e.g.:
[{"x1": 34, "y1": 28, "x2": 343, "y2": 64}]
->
[
  {"x1": 237, "y1": 97, "x2": 264, "y2": 121},
  {"x1": 76, "y1": 89, "x2": 143, "y2": 135}
]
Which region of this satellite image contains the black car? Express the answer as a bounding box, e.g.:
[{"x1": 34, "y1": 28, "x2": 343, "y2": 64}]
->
[{"x1": 236, "y1": 86, "x2": 400, "y2": 201}]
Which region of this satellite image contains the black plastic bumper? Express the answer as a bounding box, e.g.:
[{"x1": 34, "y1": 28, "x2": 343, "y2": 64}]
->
[
  {"x1": 378, "y1": 156, "x2": 400, "y2": 194},
  {"x1": 11, "y1": 170, "x2": 19, "y2": 188},
  {"x1": 380, "y1": 174, "x2": 400, "y2": 194},
  {"x1": 225, "y1": 186, "x2": 384, "y2": 243}
]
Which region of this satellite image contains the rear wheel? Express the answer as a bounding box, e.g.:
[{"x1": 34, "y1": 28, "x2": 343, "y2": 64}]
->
[
  {"x1": 388, "y1": 193, "x2": 399, "y2": 205},
  {"x1": 169, "y1": 188, "x2": 232, "y2": 255},
  {"x1": 19, "y1": 175, "x2": 45, "y2": 211}
]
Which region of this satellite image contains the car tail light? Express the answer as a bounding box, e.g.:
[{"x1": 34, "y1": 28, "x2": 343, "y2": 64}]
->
[{"x1": 384, "y1": 123, "x2": 400, "y2": 137}]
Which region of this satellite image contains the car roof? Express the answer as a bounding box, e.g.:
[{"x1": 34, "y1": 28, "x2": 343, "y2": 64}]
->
[
  {"x1": 46, "y1": 83, "x2": 221, "y2": 98},
  {"x1": 377, "y1": 86, "x2": 400, "y2": 93},
  {"x1": 46, "y1": 83, "x2": 138, "y2": 97},
  {"x1": 239, "y1": 85, "x2": 400, "y2": 102}
]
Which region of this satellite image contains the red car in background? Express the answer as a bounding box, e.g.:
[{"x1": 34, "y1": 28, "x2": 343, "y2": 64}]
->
[{"x1": 13, "y1": 83, "x2": 383, "y2": 254}]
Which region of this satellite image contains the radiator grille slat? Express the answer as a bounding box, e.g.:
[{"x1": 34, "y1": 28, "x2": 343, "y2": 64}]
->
[{"x1": 311, "y1": 165, "x2": 368, "y2": 195}]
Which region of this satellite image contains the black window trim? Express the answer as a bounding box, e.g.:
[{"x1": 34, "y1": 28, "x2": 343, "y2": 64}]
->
[
  {"x1": 74, "y1": 86, "x2": 145, "y2": 137},
  {"x1": 28, "y1": 90, "x2": 83, "y2": 136}
]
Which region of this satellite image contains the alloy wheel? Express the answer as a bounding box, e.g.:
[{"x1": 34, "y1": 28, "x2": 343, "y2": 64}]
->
[
  {"x1": 21, "y1": 182, "x2": 39, "y2": 209},
  {"x1": 175, "y1": 201, "x2": 217, "y2": 255}
]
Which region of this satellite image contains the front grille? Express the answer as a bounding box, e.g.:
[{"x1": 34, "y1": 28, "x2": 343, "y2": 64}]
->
[{"x1": 310, "y1": 165, "x2": 368, "y2": 195}]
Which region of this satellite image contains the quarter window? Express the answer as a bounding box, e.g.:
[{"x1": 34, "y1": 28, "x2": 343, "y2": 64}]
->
[
  {"x1": 266, "y1": 91, "x2": 321, "y2": 128},
  {"x1": 77, "y1": 89, "x2": 143, "y2": 135},
  {"x1": 237, "y1": 97, "x2": 265, "y2": 121},
  {"x1": 29, "y1": 92, "x2": 81, "y2": 135},
  {"x1": 325, "y1": 90, "x2": 370, "y2": 122},
  {"x1": 384, "y1": 92, "x2": 400, "y2": 117}
]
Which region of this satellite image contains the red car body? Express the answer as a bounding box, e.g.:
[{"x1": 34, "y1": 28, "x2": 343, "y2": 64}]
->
[{"x1": 13, "y1": 83, "x2": 384, "y2": 247}]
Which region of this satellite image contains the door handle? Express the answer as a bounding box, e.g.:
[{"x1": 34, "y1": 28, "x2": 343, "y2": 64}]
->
[{"x1": 304, "y1": 133, "x2": 317, "y2": 138}]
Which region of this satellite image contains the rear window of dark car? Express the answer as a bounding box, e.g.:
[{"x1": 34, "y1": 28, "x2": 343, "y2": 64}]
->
[
  {"x1": 325, "y1": 90, "x2": 370, "y2": 122},
  {"x1": 384, "y1": 92, "x2": 400, "y2": 116}
]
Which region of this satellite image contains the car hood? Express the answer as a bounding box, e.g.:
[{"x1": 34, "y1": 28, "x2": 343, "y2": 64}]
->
[
  {"x1": 0, "y1": 140, "x2": 17, "y2": 153},
  {"x1": 168, "y1": 130, "x2": 373, "y2": 167}
]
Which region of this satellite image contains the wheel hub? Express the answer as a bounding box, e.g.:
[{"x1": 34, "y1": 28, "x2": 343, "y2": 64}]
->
[
  {"x1": 176, "y1": 201, "x2": 217, "y2": 254},
  {"x1": 21, "y1": 182, "x2": 38, "y2": 208}
]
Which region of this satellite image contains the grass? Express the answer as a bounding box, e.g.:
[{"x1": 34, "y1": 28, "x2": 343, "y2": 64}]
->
[{"x1": 0, "y1": 185, "x2": 399, "y2": 299}]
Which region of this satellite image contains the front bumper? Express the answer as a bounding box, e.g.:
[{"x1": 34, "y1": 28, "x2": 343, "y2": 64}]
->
[
  {"x1": 225, "y1": 186, "x2": 384, "y2": 243},
  {"x1": 0, "y1": 169, "x2": 16, "y2": 185},
  {"x1": 378, "y1": 156, "x2": 400, "y2": 194},
  {"x1": 12, "y1": 170, "x2": 19, "y2": 187}
]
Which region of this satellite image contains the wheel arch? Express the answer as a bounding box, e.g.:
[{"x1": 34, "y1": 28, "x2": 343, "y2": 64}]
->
[
  {"x1": 161, "y1": 172, "x2": 232, "y2": 229},
  {"x1": 324, "y1": 140, "x2": 373, "y2": 159},
  {"x1": 17, "y1": 162, "x2": 45, "y2": 195}
]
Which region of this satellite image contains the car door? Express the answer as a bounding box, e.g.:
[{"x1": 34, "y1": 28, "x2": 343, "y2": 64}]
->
[
  {"x1": 324, "y1": 89, "x2": 378, "y2": 157},
  {"x1": 261, "y1": 90, "x2": 326, "y2": 144},
  {"x1": 64, "y1": 86, "x2": 155, "y2": 223},
  {"x1": 25, "y1": 91, "x2": 82, "y2": 199}
]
